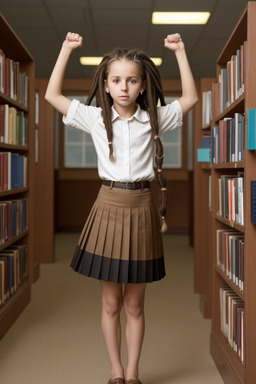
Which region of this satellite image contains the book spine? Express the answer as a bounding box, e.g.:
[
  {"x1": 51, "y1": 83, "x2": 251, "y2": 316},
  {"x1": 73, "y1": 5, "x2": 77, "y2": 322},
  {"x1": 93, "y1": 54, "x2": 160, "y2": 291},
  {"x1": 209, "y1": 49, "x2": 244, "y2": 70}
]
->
[
  {"x1": 219, "y1": 287, "x2": 244, "y2": 362},
  {"x1": 251, "y1": 181, "x2": 256, "y2": 223},
  {"x1": 219, "y1": 175, "x2": 244, "y2": 224},
  {"x1": 0, "y1": 245, "x2": 28, "y2": 307},
  {"x1": 219, "y1": 43, "x2": 246, "y2": 115},
  {"x1": 0, "y1": 199, "x2": 27, "y2": 244},
  {"x1": 247, "y1": 109, "x2": 256, "y2": 150}
]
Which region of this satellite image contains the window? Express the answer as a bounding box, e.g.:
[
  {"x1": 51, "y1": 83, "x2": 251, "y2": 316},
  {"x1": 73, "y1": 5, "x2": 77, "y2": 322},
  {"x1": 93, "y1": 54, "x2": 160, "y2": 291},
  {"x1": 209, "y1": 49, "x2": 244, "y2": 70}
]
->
[
  {"x1": 64, "y1": 95, "x2": 182, "y2": 168},
  {"x1": 161, "y1": 96, "x2": 182, "y2": 168},
  {"x1": 64, "y1": 95, "x2": 97, "y2": 168}
]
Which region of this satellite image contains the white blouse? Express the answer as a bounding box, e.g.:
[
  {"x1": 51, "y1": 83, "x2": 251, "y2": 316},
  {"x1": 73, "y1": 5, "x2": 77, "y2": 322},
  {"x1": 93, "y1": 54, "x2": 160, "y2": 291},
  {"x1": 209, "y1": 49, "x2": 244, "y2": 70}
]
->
[{"x1": 63, "y1": 99, "x2": 183, "y2": 182}]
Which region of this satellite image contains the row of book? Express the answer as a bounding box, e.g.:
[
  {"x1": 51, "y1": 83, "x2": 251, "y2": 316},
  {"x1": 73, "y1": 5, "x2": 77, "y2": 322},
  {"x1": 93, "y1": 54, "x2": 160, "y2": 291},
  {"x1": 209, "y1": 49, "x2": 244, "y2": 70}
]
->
[
  {"x1": 202, "y1": 90, "x2": 212, "y2": 128},
  {"x1": 0, "y1": 245, "x2": 28, "y2": 306},
  {"x1": 0, "y1": 152, "x2": 27, "y2": 192},
  {"x1": 0, "y1": 104, "x2": 28, "y2": 145},
  {"x1": 197, "y1": 113, "x2": 245, "y2": 164},
  {"x1": 220, "y1": 41, "x2": 247, "y2": 114},
  {"x1": 212, "y1": 114, "x2": 245, "y2": 164},
  {"x1": 218, "y1": 174, "x2": 244, "y2": 225},
  {"x1": 0, "y1": 199, "x2": 27, "y2": 245},
  {"x1": 217, "y1": 229, "x2": 244, "y2": 292},
  {"x1": 197, "y1": 136, "x2": 211, "y2": 162},
  {"x1": 0, "y1": 49, "x2": 28, "y2": 107},
  {"x1": 220, "y1": 287, "x2": 244, "y2": 363}
]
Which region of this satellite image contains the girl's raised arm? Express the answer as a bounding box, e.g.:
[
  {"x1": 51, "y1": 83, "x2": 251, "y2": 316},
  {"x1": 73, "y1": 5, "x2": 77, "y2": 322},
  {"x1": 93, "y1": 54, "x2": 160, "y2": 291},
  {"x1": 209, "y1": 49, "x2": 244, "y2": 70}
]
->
[
  {"x1": 45, "y1": 32, "x2": 83, "y2": 116},
  {"x1": 164, "y1": 33, "x2": 198, "y2": 115}
]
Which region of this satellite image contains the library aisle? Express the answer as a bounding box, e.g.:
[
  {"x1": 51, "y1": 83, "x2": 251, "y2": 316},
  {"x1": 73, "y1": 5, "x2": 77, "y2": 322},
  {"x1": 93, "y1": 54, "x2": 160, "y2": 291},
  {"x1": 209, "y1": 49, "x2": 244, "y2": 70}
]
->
[{"x1": 0, "y1": 234, "x2": 223, "y2": 384}]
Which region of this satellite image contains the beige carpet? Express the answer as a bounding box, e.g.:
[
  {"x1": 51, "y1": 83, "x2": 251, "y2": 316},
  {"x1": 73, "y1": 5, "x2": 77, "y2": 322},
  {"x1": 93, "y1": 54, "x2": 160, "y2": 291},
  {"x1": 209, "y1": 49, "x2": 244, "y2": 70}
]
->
[{"x1": 0, "y1": 234, "x2": 223, "y2": 384}]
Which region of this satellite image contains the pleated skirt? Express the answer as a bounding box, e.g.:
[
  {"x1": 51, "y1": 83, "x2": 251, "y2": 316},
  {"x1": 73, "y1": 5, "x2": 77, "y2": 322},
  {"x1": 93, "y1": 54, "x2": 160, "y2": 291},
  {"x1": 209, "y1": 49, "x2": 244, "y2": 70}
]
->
[{"x1": 70, "y1": 184, "x2": 166, "y2": 284}]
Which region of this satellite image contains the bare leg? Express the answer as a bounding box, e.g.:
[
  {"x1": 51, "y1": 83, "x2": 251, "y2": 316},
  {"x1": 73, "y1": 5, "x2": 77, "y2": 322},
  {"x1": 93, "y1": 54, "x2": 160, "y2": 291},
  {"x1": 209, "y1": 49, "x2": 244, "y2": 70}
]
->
[
  {"x1": 123, "y1": 283, "x2": 146, "y2": 380},
  {"x1": 100, "y1": 281, "x2": 124, "y2": 380}
]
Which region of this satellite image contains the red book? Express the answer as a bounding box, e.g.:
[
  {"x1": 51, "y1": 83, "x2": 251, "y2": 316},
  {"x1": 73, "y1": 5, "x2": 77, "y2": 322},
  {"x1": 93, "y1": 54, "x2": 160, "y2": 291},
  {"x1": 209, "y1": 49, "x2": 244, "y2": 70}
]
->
[
  {"x1": 5, "y1": 57, "x2": 10, "y2": 97},
  {"x1": 0, "y1": 49, "x2": 6, "y2": 94}
]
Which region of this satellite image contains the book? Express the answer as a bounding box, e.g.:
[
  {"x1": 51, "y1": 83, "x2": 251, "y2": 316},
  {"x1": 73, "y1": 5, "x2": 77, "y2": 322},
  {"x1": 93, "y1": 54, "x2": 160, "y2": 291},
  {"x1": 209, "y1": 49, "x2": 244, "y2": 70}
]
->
[
  {"x1": 211, "y1": 114, "x2": 244, "y2": 164},
  {"x1": 216, "y1": 229, "x2": 244, "y2": 291},
  {"x1": 247, "y1": 109, "x2": 256, "y2": 150},
  {"x1": 220, "y1": 68, "x2": 228, "y2": 113},
  {"x1": 219, "y1": 174, "x2": 244, "y2": 224},
  {"x1": 197, "y1": 148, "x2": 211, "y2": 162},
  {"x1": 0, "y1": 245, "x2": 28, "y2": 307},
  {"x1": 0, "y1": 104, "x2": 28, "y2": 146},
  {"x1": 0, "y1": 199, "x2": 28, "y2": 245},
  {"x1": 201, "y1": 136, "x2": 211, "y2": 149},
  {"x1": 251, "y1": 181, "x2": 256, "y2": 223},
  {"x1": 0, "y1": 49, "x2": 5, "y2": 94},
  {"x1": 219, "y1": 43, "x2": 246, "y2": 115},
  {"x1": 219, "y1": 287, "x2": 245, "y2": 362},
  {"x1": 0, "y1": 48, "x2": 28, "y2": 106},
  {"x1": 202, "y1": 90, "x2": 212, "y2": 127},
  {"x1": 0, "y1": 152, "x2": 27, "y2": 192}
]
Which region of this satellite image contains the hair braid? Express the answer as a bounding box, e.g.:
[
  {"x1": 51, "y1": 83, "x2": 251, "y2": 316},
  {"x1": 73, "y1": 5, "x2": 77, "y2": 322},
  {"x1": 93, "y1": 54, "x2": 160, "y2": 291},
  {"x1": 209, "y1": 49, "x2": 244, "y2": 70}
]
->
[
  {"x1": 86, "y1": 56, "x2": 114, "y2": 160},
  {"x1": 140, "y1": 59, "x2": 168, "y2": 231}
]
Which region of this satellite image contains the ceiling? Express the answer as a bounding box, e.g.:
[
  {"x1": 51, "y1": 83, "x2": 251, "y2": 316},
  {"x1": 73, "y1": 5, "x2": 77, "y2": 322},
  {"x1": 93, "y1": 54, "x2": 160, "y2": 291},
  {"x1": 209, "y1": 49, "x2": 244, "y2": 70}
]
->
[{"x1": 0, "y1": 0, "x2": 249, "y2": 79}]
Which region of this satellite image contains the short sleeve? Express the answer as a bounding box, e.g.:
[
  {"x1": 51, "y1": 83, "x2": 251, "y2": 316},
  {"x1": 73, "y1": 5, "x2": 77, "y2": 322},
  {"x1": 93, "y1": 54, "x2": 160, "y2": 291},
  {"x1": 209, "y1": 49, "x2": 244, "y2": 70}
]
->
[
  {"x1": 62, "y1": 99, "x2": 102, "y2": 134},
  {"x1": 157, "y1": 99, "x2": 183, "y2": 136}
]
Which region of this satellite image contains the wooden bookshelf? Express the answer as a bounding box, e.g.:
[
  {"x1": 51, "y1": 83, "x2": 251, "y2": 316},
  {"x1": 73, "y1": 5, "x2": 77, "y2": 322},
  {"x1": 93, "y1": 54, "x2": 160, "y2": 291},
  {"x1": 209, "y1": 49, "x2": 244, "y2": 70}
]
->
[
  {"x1": 0, "y1": 13, "x2": 38, "y2": 340},
  {"x1": 210, "y1": 3, "x2": 256, "y2": 383},
  {"x1": 194, "y1": 77, "x2": 215, "y2": 318},
  {"x1": 34, "y1": 79, "x2": 55, "y2": 263}
]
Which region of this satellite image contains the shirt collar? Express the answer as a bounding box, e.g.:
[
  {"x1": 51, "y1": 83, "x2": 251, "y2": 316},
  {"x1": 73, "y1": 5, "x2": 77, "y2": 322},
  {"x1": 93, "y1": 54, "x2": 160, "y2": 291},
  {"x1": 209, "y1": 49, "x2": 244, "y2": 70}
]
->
[{"x1": 111, "y1": 104, "x2": 149, "y2": 123}]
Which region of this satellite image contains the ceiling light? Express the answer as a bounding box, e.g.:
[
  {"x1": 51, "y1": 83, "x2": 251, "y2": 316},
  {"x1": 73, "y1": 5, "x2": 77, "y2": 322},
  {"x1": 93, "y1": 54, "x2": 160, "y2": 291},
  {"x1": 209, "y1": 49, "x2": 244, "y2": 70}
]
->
[
  {"x1": 80, "y1": 57, "x2": 162, "y2": 66},
  {"x1": 151, "y1": 58, "x2": 162, "y2": 66},
  {"x1": 80, "y1": 57, "x2": 103, "y2": 65},
  {"x1": 152, "y1": 12, "x2": 211, "y2": 25}
]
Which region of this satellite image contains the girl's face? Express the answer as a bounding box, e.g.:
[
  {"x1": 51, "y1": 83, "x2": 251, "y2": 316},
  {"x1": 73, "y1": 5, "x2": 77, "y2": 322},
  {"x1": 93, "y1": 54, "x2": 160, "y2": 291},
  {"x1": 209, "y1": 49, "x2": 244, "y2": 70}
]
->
[{"x1": 105, "y1": 59, "x2": 145, "y2": 118}]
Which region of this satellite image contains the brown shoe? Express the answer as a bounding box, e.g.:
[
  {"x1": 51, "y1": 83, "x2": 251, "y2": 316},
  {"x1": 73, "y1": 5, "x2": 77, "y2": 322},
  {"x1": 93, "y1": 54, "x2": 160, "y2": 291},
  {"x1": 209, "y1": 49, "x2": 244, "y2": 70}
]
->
[
  {"x1": 126, "y1": 380, "x2": 142, "y2": 384},
  {"x1": 108, "y1": 379, "x2": 125, "y2": 384}
]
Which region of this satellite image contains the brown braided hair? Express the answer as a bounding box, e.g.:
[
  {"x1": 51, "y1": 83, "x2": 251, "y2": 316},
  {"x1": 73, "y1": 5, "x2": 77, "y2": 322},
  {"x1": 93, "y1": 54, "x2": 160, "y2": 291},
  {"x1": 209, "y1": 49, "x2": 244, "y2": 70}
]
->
[{"x1": 86, "y1": 48, "x2": 168, "y2": 231}]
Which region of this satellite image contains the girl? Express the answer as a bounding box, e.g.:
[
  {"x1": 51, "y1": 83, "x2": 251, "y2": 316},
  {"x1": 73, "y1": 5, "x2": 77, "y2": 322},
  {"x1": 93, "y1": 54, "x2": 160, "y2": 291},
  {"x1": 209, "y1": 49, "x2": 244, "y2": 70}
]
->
[{"x1": 45, "y1": 32, "x2": 198, "y2": 384}]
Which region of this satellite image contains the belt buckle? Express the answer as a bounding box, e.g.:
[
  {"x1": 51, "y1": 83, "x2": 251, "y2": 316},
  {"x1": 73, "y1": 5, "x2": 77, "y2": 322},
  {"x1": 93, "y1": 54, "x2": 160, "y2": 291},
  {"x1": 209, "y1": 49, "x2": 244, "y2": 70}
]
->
[{"x1": 126, "y1": 182, "x2": 134, "y2": 191}]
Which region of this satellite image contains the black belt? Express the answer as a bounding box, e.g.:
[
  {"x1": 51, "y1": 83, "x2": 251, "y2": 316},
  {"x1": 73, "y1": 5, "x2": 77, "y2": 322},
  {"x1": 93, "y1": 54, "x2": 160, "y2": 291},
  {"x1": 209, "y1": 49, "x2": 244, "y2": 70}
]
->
[{"x1": 102, "y1": 180, "x2": 150, "y2": 190}]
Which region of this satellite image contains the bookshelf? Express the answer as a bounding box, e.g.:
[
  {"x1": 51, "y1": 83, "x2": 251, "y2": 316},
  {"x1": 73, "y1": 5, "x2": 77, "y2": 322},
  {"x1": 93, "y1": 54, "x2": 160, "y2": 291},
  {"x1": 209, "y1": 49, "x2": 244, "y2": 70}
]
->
[
  {"x1": 34, "y1": 79, "x2": 54, "y2": 263},
  {"x1": 0, "y1": 13, "x2": 38, "y2": 339},
  {"x1": 209, "y1": 3, "x2": 256, "y2": 383},
  {"x1": 194, "y1": 77, "x2": 215, "y2": 318}
]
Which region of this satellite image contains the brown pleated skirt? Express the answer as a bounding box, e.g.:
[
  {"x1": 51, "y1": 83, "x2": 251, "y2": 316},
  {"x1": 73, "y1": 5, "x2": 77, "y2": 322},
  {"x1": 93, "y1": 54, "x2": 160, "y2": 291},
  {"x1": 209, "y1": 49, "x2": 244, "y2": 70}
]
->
[{"x1": 70, "y1": 184, "x2": 166, "y2": 283}]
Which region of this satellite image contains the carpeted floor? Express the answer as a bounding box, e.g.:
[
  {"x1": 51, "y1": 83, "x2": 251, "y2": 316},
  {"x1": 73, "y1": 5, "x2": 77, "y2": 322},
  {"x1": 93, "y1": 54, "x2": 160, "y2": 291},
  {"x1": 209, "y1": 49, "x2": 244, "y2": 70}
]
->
[{"x1": 0, "y1": 234, "x2": 223, "y2": 384}]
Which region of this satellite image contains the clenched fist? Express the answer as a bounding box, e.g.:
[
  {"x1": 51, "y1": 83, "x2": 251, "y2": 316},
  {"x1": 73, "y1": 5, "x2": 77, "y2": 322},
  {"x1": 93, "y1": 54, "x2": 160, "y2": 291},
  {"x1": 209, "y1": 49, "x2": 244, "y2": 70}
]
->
[
  {"x1": 164, "y1": 33, "x2": 184, "y2": 51},
  {"x1": 63, "y1": 32, "x2": 83, "y2": 50}
]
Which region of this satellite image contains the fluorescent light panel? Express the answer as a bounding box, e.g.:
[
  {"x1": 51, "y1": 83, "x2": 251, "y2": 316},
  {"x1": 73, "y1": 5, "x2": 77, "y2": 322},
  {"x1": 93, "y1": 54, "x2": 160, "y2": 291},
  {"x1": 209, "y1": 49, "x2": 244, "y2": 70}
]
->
[
  {"x1": 152, "y1": 12, "x2": 211, "y2": 25},
  {"x1": 151, "y1": 57, "x2": 162, "y2": 66},
  {"x1": 80, "y1": 57, "x2": 102, "y2": 65},
  {"x1": 80, "y1": 57, "x2": 162, "y2": 66}
]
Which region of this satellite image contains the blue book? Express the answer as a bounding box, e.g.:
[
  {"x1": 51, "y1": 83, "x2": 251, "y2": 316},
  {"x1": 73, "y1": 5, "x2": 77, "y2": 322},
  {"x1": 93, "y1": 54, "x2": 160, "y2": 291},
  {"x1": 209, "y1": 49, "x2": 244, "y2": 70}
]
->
[
  {"x1": 11, "y1": 154, "x2": 18, "y2": 189},
  {"x1": 201, "y1": 137, "x2": 211, "y2": 149},
  {"x1": 197, "y1": 148, "x2": 211, "y2": 162},
  {"x1": 17, "y1": 156, "x2": 24, "y2": 188},
  {"x1": 247, "y1": 109, "x2": 256, "y2": 150}
]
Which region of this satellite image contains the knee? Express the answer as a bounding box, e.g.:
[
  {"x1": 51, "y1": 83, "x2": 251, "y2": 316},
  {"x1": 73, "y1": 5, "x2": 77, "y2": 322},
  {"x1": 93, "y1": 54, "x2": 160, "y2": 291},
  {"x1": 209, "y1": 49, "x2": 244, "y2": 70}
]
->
[
  {"x1": 124, "y1": 297, "x2": 144, "y2": 318},
  {"x1": 102, "y1": 297, "x2": 123, "y2": 317}
]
